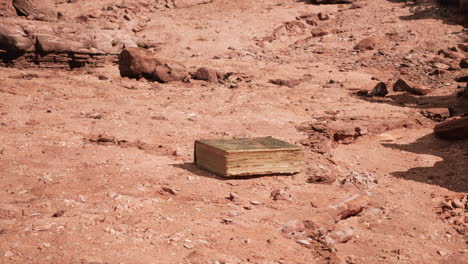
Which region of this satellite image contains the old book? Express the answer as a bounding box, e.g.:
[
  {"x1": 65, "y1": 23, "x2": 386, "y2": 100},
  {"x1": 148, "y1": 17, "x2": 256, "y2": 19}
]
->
[{"x1": 194, "y1": 137, "x2": 303, "y2": 177}]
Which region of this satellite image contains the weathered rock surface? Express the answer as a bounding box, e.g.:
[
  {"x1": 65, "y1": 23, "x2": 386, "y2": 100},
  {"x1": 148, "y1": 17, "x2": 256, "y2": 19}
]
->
[
  {"x1": 0, "y1": 23, "x2": 34, "y2": 53},
  {"x1": 12, "y1": 0, "x2": 56, "y2": 21},
  {"x1": 370, "y1": 82, "x2": 388, "y2": 97},
  {"x1": 354, "y1": 37, "x2": 378, "y2": 51},
  {"x1": 119, "y1": 48, "x2": 189, "y2": 83},
  {"x1": 0, "y1": 18, "x2": 136, "y2": 68},
  {"x1": 0, "y1": 0, "x2": 16, "y2": 17},
  {"x1": 194, "y1": 67, "x2": 218, "y2": 83},
  {"x1": 393, "y1": 79, "x2": 430, "y2": 96},
  {"x1": 434, "y1": 116, "x2": 468, "y2": 140}
]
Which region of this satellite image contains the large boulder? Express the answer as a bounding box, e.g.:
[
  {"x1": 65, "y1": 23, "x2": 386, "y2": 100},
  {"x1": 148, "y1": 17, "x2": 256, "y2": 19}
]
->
[
  {"x1": 119, "y1": 48, "x2": 189, "y2": 83},
  {"x1": 12, "y1": 0, "x2": 56, "y2": 21},
  {"x1": 0, "y1": 23, "x2": 34, "y2": 52},
  {"x1": 434, "y1": 117, "x2": 468, "y2": 140},
  {"x1": 0, "y1": 0, "x2": 16, "y2": 17}
]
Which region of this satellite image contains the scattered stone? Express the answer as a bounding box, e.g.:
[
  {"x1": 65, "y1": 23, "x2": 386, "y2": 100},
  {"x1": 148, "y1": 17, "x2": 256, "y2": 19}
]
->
[
  {"x1": 438, "y1": 49, "x2": 464, "y2": 61},
  {"x1": 250, "y1": 201, "x2": 261, "y2": 205},
  {"x1": 98, "y1": 75, "x2": 109, "y2": 80},
  {"x1": 52, "y1": 210, "x2": 65, "y2": 218},
  {"x1": 420, "y1": 108, "x2": 450, "y2": 122},
  {"x1": 311, "y1": 28, "x2": 329, "y2": 38},
  {"x1": 119, "y1": 48, "x2": 189, "y2": 83},
  {"x1": 221, "y1": 218, "x2": 233, "y2": 224},
  {"x1": 78, "y1": 195, "x2": 87, "y2": 203},
  {"x1": 437, "y1": 250, "x2": 449, "y2": 257},
  {"x1": 297, "y1": 239, "x2": 310, "y2": 246},
  {"x1": 270, "y1": 189, "x2": 291, "y2": 201},
  {"x1": 324, "y1": 227, "x2": 354, "y2": 247},
  {"x1": 327, "y1": 194, "x2": 370, "y2": 222},
  {"x1": 226, "y1": 192, "x2": 239, "y2": 202},
  {"x1": 4, "y1": 251, "x2": 14, "y2": 257},
  {"x1": 393, "y1": 79, "x2": 430, "y2": 96},
  {"x1": 12, "y1": 0, "x2": 57, "y2": 21},
  {"x1": 369, "y1": 82, "x2": 388, "y2": 97},
  {"x1": 354, "y1": 37, "x2": 378, "y2": 51},
  {"x1": 434, "y1": 116, "x2": 468, "y2": 140},
  {"x1": 269, "y1": 78, "x2": 302, "y2": 88},
  {"x1": 338, "y1": 171, "x2": 377, "y2": 188},
  {"x1": 162, "y1": 186, "x2": 178, "y2": 195},
  {"x1": 317, "y1": 12, "x2": 330, "y2": 21},
  {"x1": 307, "y1": 174, "x2": 336, "y2": 184},
  {"x1": 194, "y1": 67, "x2": 219, "y2": 83}
]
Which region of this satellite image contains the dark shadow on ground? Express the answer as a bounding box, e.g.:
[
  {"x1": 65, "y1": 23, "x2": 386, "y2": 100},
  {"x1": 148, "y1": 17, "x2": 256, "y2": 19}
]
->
[
  {"x1": 382, "y1": 133, "x2": 468, "y2": 192},
  {"x1": 171, "y1": 162, "x2": 297, "y2": 181},
  {"x1": 386, "y1": 0, "x2": 467, "y2": 26},
  {"x1": 355, "y1": 92, "x2": 468, "y2": 116}
]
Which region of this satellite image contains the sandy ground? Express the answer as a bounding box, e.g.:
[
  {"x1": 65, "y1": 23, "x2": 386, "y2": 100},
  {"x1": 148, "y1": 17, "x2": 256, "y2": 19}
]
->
[{"x1": 0, "y1": 0, "x2": 467, "y2": 263}]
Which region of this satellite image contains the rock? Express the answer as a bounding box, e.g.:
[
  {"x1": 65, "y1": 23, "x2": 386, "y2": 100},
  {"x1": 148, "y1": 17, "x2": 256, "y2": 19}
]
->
[
  {"x1": 226, "y1": 192, "x2": 239, "y2": 202},
  {"x1": 4, "y1": 251, "x2": 14, "y2": 257},
  {"x1": 307, "y1": 174, "x2": 336, "y2": 184},
  {"x1": 195, "y1": 67, "x2": 218, "y2": 83},
  {"x1": 269, "y1": 78, "x2": 302, "y2": 88},
  {"x1": 0, "y1": 23, "x2": 34, "y2": 53},
  {"x1": 324, "y1": 227, "x2": 354, "y2": 246},
  {"x1": 354, "y1": 37, "x2": 378, "y2": 51},
  {"x1": 0, "y1": 0, "x2": 16, "y2": 16},
  {"x1": 393, "y1": 79, "x2": 430, "y2": 96},
  {"x1": 369, "y1": 82, "x2": 388, "y2": 97},
  {"x1": 270, "y1": 189, "x2": 291, "y2": 201},
  {"x1": 438, "y1": 49, "x2": 464, "y2": 61},
  {"x1": 317, "y1": 12, "x2": 330, "y2": 21},
  {"x1": 327, "y1": 194, "x2": 369, "y2": 222},
  {"x1": 460, "y1": 58, "x2": 468, "y2": 69},
  {"x1": 161, "y1": 186, "x2": 178, "y2": 195},
  {"x1": 420, "y1": 108, "x2": 450, "y2": 122},
  {"x1": 311, "y1": 28, "x2": 329, "y2": 37},
  {"x1": 119, "y1": 48, "x2": 189, "y2": 83},
  {"x1": 52, "y1": 210, "x2": 65, "y2": 217},
  {"x1": 434, "y1": 116, "x2": 468, "y2": 140},
  {"x1": 12, "y1": 0, "x2": 56, "y2": 21}
]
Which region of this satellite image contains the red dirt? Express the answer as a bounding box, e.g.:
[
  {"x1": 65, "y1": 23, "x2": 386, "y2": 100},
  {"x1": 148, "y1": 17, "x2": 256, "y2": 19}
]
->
[{"x1": 0, "y1": 0, "x2": 467, "y2": 263}]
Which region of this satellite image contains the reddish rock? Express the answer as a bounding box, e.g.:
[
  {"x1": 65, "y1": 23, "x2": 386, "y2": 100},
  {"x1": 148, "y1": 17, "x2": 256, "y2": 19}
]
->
[
  {"x1": 438, "y1": 49, "x2": 464, "y2": 61},
  {"x1": 369, "y1": 82, "x2": 388, "y2": 97},
  {"x1": 195, "y1": 67, "x2": 218, "y2": 83},
  {"x1": 354, "y1": 37, "x2": 378, "y2": 51},
  {"x1": 311, "y1": 28, "x2": 329, "y2": 38},
  {"x1": 434, "y1": 116, "x2": 468, "y2": 140},
  {"x1": 12, "y1": 0, "x2": 56, "y2": 21},
  {"x1": 393, "y1": 79, "x2": 430, "y2": 96},
  {"x1": 0, "y1": 0, "x2": 16, "y2": 17},
  {"x1": 119, "y1": 48, "x2": 189, "y2": 83},
  {"x1": 420, "y1": 108, "x2": 450, "y2": 122},
  {"x1": 324, "y1": 227, "x2": 354, "y2": 246},
  {"x1": 0, "y1": 23, "x2": 34, "y2": 52},
  {"x1": 327, "y1": 194, "x2": 369, "y2": 222}
]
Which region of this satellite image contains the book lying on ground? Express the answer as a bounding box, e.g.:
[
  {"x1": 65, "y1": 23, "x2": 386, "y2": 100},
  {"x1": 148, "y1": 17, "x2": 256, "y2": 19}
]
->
[{"x1": 194, "y1": 137, "x2": 303, "y2": 177}]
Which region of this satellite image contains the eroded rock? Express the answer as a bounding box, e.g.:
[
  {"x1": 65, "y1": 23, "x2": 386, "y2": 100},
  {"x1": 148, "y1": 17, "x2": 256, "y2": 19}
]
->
[
  {"x1": 434, "y1": 116, "x2": 468, "y2": 140},
  {"x1": 393, "y1": 79, "x2": 430, "y2": 96},
  {"x1": 119, "y1": 48, "x2": 189, "y2": 83}
]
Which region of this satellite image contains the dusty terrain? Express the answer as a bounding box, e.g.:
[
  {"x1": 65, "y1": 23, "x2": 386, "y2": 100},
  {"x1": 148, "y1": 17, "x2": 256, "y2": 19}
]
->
[{"x1": 0, "y1": 0, "x2": 467, "y2": 263}]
